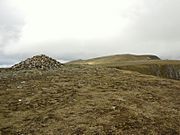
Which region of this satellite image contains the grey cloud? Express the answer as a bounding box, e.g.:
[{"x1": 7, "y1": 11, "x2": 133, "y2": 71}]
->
[
  {"x1": 108, "y1": 0, "x2": 180, "y2": 59},
  {"x1": 0, "y1": 54, "x2": 17, "y2": 65},
  {"x1": 131, "y1": 0, "x2": 180, "y2": 42},
  {"x1": 1, "y1": 0, "x2": 180, "y2": 66},
  {"x1": 0, "y1": 1, "x2": 25, "y2": 48},
  {"x1": 0, "y1": 1, "x2": 25, "y2": 65}
]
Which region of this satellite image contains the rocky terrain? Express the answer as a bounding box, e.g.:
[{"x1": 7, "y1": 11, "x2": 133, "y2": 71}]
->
[
  {"x1": 12, "y1": 55, "x2": 63, "y2": 70},
  {"x1": 0, "y1": 54, "x2": 180, "y2": 135}
]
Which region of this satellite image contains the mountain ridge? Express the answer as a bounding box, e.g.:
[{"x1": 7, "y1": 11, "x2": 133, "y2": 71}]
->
[{"x1": 68, "y1": 54, "x2": 160, "y2": 65}]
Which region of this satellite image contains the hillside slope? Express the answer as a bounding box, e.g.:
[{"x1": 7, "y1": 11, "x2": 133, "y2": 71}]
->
[
  {"x1": 0, "y1": 65, "x2": 180, "y2": 134},
  {"x1": 106, "y1": 60, "x2": 180, "y2": 80},
  {"x1": 68, "y1": 54, "x2": 180, "y2": 80},
  {"x1": 68, "y1": 54, "x2": 160, "y2": 65}
]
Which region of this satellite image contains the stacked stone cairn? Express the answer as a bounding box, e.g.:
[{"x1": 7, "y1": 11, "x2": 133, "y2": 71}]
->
[{"x1": 12, "y1": 54, "x2": 63, "y2": 70}]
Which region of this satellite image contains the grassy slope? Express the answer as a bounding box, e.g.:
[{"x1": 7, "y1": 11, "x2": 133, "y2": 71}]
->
[
  {"x1": 68, "y1": 54, "x2": 180, "y2": 80},
  {"x1": 68, "y1": 54, "x2": 160, "y2": 65},
  {"x1": 0, "y1": 66, "x2": 180, "y2": 134}
]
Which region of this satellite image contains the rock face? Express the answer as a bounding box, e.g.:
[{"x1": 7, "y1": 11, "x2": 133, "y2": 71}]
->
[
  {"x1": 116, "y1": 64, "x2": 180, "y2": 80},
  {"x1": 12, "y1": 54, "x2": 62, "y2": 70},
  {"x1": 150, "y1": 64, "x2": 180, "y2": 80}
]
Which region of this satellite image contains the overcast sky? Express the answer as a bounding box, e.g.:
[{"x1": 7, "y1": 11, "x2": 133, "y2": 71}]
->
[{"x1": 0, "y1": 0, "x2": 180, "y2": 66}]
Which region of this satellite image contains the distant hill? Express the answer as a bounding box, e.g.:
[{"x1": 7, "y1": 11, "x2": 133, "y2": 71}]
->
[
  {"x1": 68, "y1": 54, "x2": 160, "y2": 65},
  {"x1": 68, "y1": 54, "x2": 180, "y2": 80}
]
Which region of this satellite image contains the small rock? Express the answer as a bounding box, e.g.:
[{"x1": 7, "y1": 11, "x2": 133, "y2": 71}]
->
[
  {"x1": 17, "y1": 86, "x2": 23, "y2": 89},
  {"x1": 21, "y1": 81, "x2": 26, "y2": 84},
  {"x1": 18, "y1": 99, "x2": 22, "y2": 102},
  {"x1": 112, "y1": 106, "x2": 116, "y2": 110}
]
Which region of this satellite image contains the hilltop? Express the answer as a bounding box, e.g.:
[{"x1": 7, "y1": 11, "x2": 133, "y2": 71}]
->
[{"x1": 68, "y1": 54, "x2": 160, "y2": 65}]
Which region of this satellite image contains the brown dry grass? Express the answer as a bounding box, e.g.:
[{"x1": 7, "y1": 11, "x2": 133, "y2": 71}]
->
[{"x1": 0, "y1": 65, "x2": 180, "y2": 134}]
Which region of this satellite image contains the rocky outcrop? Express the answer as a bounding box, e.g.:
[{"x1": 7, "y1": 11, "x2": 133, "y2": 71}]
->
[
  {"x1": 114, "y1": 64, "x2": 180, "y2": 80},
  {"x1": 149, "y1": 64, "x2": 180, "y2": 80},
  {"x1": 12, "y1": 54, "x2": 62, "y2": 70}
]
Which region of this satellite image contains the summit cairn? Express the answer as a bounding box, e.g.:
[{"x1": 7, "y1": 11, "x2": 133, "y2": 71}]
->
[{"x1": 12, "y1": 54, "x2": 63, "y2": 70}]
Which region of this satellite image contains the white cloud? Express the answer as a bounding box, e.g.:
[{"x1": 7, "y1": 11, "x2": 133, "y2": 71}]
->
[
  {"x1": 0, "y1": 0, "x2": 180, "y2": 65},
  {"x1": 0, "y1": 0, "x2": 25, "y2": 48}
]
